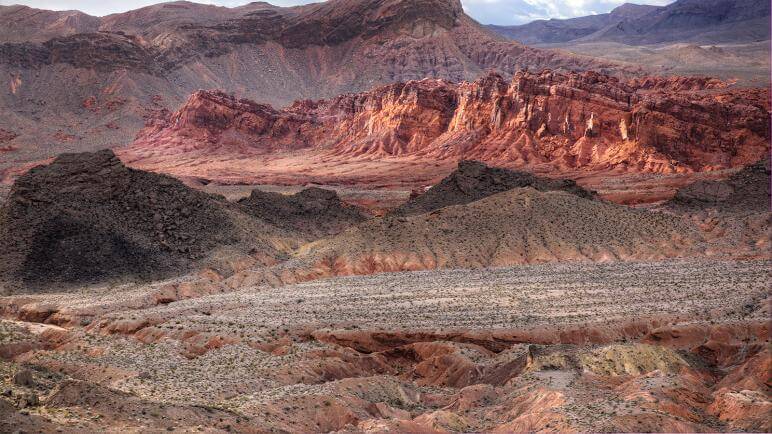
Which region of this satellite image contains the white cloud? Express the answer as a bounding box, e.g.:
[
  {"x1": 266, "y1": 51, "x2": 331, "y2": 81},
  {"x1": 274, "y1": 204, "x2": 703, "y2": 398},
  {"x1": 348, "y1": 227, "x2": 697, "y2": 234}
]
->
[
  {"x1": 463, "y1": 0, "x2": 674, "y2": 24},
  {"x1": 0, "y1": 0, "x2": 675, "y2": 24}
]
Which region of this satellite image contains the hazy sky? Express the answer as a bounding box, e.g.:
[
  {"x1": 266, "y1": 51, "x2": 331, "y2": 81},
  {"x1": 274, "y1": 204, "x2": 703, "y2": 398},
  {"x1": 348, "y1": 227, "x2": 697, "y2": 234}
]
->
[{"x1": 0, "y1": 0, "x2": 674, "y2": 25}]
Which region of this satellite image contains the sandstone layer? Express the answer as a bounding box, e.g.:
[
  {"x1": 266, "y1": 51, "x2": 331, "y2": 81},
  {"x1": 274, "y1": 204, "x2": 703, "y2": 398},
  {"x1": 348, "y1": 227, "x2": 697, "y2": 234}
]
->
[{"x1": 121, "y1": 70, "x2": 769, "y2": 192}]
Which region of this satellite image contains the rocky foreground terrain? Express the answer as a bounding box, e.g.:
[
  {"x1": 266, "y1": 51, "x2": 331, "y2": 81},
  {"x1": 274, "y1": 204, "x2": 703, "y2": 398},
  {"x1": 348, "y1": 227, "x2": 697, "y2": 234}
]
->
[
  {"x1": 0, "y1": 0, "x2": 768, "y2": 431},
  {"x1": 0, "y1": 260, "x2": 769, "y2": 432},
  {"x1": 0, "y1": 151, "x2": 769, "y2": 432}
]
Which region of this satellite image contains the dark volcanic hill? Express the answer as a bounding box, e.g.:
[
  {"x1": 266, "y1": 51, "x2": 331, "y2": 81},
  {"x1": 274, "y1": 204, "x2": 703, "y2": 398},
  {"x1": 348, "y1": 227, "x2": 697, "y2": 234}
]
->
[
  {"x1": 490, "y1": 0, "x2": 771, "y2": 45},
  {"x1": 668, "y1": 159, "x2": 771, "y2": 213},
  {"x1": 0, "y1": 150, "x2": 295, "y2": 291},
  {"x1": 0, "y1": 0, "x2": 632, "y2": 170},
  {"x1": 391, "y1": 160, "x2": 596, "y2": 216},
  {"x1": 238, "y1": 187, "x2": 369, "y2": 238}
]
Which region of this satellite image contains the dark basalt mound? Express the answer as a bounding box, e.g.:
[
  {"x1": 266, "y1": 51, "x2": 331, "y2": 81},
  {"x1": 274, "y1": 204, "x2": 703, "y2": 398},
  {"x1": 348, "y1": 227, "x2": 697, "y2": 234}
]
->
[
  {"x1": 668, "y1": 159, "x2": 770, "y2": 213},
  {"x1": 238, "y1": 187, "x2": 368, "y2": 239},
  {"x1": 391, "y1": 160, "x2": 597, "y2": 216},
  {"x1": 0, "y1": 150, "x2": 279, "y2": 289}
]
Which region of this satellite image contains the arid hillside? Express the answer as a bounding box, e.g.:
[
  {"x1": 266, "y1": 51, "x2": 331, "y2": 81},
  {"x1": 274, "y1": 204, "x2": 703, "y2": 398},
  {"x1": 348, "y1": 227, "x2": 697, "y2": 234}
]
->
[
  {"x1": 490, "y1": 0, "x2": 770, "y2": 45},
  {"x1": 4, "y1": 156, "x2": 766, "y2": 295},
  {"x1": 0, "y1": 153, "x2": 768, "y2": 432},
  {"x1": 668, "y1": 158, "x2": 771, "y2": 213},
  {"x1": 0, "y1": 1, "x2": 769, "y2": 432},
  {"x1": 490, "y1": 0, "x2": 771, "y2": 85},
  {"x1": 390, "y1": 160, "x2": 596, "y2": 216},
  {"x1": 238, "y1": 187, "x2": 370, "y2": 239},
  {"x1": 300, "y1": 188, "x2": 696, "y2": 272}
]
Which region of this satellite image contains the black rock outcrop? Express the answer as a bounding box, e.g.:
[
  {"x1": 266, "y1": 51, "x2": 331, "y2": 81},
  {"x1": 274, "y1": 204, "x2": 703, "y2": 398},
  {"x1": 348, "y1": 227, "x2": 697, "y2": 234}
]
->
[
  {"x1": 0, "y1": 150, "x2": 271, "y2": 288},
  {"x1": 238, "y1": 187, "x2": 368, "y2": 239},
  {"x1": 391, "y1": 160, "x2": 597, "y2": 216}
]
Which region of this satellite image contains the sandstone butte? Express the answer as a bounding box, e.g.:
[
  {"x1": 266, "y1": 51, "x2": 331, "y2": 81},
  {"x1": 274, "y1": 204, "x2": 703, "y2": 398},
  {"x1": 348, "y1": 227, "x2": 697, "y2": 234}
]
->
[{"x1": 120, "y1": 69, "x2": 770, "y2": 192}]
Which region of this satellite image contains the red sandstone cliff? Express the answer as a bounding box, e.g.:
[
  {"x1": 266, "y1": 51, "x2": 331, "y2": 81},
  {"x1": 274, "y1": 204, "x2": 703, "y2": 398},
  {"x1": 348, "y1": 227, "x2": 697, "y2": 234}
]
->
[{"x1": 124, "y1": 70, "x2": 769, "y2": 175}]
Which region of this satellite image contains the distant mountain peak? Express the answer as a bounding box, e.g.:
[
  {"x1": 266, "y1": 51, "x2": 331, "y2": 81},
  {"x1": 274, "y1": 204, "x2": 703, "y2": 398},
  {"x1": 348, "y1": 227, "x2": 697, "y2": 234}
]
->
[
  {"x1": 609, "y1": 3, "x2": 660, "y2": 18},
  {"x1": 490, "y1": 0, "x2": 769, "y2": 45}
]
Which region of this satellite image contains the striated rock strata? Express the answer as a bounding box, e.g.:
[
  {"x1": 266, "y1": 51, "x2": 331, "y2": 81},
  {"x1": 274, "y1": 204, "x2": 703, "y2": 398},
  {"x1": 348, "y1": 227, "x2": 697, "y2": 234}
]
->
[
  {"x1": 123, "y1": 70, "x2": 769, "y2": 180},
  {"x1": 0, "y1": 0, "x2": 634, "y2": 168}
]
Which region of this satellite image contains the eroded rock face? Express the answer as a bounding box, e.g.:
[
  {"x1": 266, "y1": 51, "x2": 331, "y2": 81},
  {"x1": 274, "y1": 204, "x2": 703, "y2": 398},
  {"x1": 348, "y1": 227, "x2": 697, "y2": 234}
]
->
[
  {"x1": 0, "y1": 0, "x2": 637, "y2": 171},
  {"x1": 0, "y1": 261, "x2": 768, "y2": 433},
  {"x1": 0, "y1": 32, "x2": 160, "y2": 73},
  {"x1": 0, "y1": 0, "x2": 612, "y2": 75},
  {"x1": 0, "y1": 5, "x2": 101, "y2": 43},
  {"x1": 125, "y1": 70, "x2": 769, "y2": 177}
]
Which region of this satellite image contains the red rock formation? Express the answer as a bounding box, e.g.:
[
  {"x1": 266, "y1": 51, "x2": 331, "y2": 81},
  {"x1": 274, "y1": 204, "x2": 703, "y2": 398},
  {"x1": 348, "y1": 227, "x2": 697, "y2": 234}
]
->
[{"x1": 124, "y1": 70, "x2": 769, "y2": 177}]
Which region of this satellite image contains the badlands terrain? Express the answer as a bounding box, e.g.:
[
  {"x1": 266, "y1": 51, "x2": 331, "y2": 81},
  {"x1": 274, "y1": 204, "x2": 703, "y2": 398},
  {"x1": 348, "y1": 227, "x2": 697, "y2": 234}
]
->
[
  {"x1": 0, "y1": 259, "x2": 770, "y2": 432},
  {"x1": 0, "y1": 0, "x2": 770, "y2": 432}
]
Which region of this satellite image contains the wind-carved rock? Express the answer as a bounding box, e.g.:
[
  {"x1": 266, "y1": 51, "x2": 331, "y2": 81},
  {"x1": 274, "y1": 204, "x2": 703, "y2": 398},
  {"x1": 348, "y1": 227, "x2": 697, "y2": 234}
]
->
[
  {"x1": 125, "y1": 70, "x2": 769, "y2": 175},
  {"x1": 619, "y1": 116, "x2": 630, "y2": 141},
  {"x1": 584, "y1": 113, "x2": 597, "y2": 138}
]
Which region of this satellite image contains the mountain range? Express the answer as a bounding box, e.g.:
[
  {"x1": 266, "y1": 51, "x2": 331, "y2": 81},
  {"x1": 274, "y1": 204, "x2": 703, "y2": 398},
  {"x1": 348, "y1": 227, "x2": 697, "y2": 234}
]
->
[
  {"x1": 0, "y1": 0, "x2": 633, "y2": 171},
  {"x1": 489, "y1": 0, "x2": 771, "y2": 45},
  {"x1": 1, "y1": 0, "x2": 768, "y2": 203},
  {"x1": 489, "y1": 0, "x2": 771, "y2": 89},
  {"x1": 116, "y1": 69, "x2": 768, "y2": 204}
]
